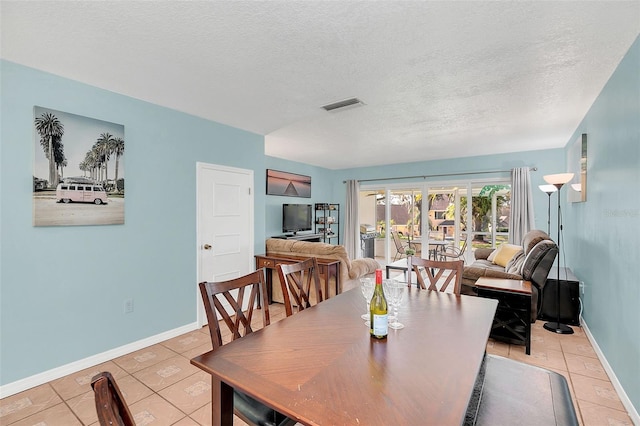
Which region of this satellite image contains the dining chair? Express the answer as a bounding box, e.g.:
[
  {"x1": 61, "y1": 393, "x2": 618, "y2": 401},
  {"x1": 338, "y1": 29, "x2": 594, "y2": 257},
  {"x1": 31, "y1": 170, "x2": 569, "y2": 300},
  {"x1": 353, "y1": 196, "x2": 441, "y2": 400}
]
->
[
  {"x1": 199, "y1": 270, "x2": 296, "y2": 426},
  {"x1": 410, "y1": 257, "x2": 464, "y2": 295},
  {"x1": 91, "y1": 371, "x2": 135, "y2": 426},
  {"x1": 277, "y1": 257, "x2": 323, "y2": 317},
  {"x1": 404, "y1": 232, "x2": 422, "y2": 257},
  {"x1": 439, "y1": 239, "x2": 468, "y2": 262},
  {"x1": 392, "y1": 230, "x2": 411, "y2": 261}
]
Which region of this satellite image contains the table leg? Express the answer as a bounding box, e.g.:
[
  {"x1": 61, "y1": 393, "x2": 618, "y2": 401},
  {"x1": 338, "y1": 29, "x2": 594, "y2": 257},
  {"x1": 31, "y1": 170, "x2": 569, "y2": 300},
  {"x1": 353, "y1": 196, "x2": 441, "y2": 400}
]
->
[{"x1": 211, "y1": 377, "x2": 234, "y2": 426}]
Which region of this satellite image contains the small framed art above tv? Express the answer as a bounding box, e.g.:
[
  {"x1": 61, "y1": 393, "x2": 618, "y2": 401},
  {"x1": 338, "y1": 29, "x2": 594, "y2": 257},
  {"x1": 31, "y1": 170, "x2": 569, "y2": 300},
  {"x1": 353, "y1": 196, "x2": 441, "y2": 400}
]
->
[{"x1": 266, "y1": 169, "x2": 311, "y2": 198}]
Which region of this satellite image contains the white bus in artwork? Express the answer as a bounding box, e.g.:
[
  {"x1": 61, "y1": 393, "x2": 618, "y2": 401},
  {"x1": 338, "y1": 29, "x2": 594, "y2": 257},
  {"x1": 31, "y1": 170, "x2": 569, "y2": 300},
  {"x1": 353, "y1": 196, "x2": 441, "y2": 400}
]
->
[{"x1": 56, "y1": 182, "x2": 108, "y2": 205}]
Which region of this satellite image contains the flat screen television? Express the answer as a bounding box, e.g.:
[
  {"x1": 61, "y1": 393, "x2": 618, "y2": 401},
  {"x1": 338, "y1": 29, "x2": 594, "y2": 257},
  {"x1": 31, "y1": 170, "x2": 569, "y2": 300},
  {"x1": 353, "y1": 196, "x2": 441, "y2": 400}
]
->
[{"x1": 282, "y1": 204, "x2": 312, "y2": 234}]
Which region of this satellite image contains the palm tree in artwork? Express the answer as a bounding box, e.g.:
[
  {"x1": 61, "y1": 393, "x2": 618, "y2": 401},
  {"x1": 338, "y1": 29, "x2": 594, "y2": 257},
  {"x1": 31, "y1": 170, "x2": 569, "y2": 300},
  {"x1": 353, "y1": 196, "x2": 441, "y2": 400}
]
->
[
  {"x1": 79, "y1": 160, "x2": 88, "y2": 177},
  {"x1": 82, "y1": 153, "x2": 92, "y2": 179},
  {"x1": 112, "y1": 137, "x2": 124, "y2": 192},
  {"x1": 34, "y1": 112, "x2": 64, "y2": 188},
  {"x1": 83, "y1": 149, "x2": 98, "y2": 181},
  {"x1": 53, "y1": 137, "x2": 67, "y2": 179},
  {"x1": 95, "y1": 133, "x2": 115, "y2": 184}
]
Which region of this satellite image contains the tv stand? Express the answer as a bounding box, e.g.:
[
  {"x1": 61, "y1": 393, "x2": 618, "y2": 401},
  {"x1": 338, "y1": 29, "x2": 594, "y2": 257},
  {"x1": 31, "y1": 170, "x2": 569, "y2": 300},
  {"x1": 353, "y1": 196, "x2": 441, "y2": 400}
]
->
[{"x1": 273, "y1": 233, "x2": 322, "y2": 242}]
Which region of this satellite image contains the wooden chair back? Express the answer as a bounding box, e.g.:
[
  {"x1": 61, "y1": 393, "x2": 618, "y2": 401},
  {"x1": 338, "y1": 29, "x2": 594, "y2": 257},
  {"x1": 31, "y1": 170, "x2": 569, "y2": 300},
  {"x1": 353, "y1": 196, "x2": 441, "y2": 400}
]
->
[
  {"x1": 277, "y1": 257, "x2": 323, "y2": 317},
  {"x1": 410, "y1": 257, "x2": 464, "y2": 295},
  {"x1": 199, "y1": 269, "x2": 270, "y2": 350},
  {"x1": 199, "y1": 270, "x2": 297, "y2": 426},
  {"x1": 91, "y1": 371, "x2": 135, "y2": 426}
]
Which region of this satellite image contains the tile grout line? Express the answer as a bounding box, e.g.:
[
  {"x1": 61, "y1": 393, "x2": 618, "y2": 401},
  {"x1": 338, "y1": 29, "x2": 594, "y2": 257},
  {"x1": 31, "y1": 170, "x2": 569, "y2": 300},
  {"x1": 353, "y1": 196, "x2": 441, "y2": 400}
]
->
[{"x1": 560, "y1": 337, "x2": 585, "y2": 425}]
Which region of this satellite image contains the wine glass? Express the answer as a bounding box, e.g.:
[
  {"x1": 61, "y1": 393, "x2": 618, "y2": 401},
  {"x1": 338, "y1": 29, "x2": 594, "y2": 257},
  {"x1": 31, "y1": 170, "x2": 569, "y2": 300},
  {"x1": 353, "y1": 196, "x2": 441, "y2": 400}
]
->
[
  {"x1": 384, "y1": 279, "x2": 405, "y2": 330},
  {"x1": 360, "y1": 278, "x2": 374, "y2": 323}
]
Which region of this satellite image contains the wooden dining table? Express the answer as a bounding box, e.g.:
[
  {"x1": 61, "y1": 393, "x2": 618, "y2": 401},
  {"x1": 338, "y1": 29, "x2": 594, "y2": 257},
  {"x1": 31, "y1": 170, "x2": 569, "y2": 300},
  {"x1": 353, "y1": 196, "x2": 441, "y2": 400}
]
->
[{"x1": 191, "y1": 286, "x2": 498, "y2": 425}]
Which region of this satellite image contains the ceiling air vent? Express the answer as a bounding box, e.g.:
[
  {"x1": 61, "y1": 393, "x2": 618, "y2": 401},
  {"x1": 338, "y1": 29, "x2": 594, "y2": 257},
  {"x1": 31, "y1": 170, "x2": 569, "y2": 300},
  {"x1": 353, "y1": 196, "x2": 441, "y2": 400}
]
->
[{"x1": 321, "y1": 97, "x2": 365, "y2": 112}]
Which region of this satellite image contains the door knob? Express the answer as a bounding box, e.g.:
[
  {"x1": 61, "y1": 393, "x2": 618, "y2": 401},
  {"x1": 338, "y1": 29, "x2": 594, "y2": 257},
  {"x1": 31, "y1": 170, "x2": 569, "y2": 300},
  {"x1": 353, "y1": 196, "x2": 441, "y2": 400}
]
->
[{"x1": 203, "y1": 244, "x2": 212, "y2": 250}]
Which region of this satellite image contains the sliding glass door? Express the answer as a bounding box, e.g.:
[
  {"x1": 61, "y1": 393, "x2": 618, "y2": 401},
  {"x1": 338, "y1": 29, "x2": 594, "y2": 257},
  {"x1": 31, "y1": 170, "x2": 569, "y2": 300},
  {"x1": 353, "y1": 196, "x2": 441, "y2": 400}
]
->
[
  {"x1": 359, "y1": 179, "x2": 510, "y2": 264},
  {"x1": 358, "y1": 187, "x2": 422, "y2": 261},
  {"x1": 465, "y1": 182, "x2": 511, "y2": 249}
]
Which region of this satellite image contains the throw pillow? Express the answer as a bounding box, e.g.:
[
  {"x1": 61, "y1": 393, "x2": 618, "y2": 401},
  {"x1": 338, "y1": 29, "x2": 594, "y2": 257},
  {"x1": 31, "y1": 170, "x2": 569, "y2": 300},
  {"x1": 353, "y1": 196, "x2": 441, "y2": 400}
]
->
[
  {"x1": 506, "y1": 250, "x2": 526, "y2": 275},
  {"x1": 487, "y1": 249, "x2": 498, "y2": 262},
  {"x1": 492, "y1": 243, "x2": 523, "y2": 267}
]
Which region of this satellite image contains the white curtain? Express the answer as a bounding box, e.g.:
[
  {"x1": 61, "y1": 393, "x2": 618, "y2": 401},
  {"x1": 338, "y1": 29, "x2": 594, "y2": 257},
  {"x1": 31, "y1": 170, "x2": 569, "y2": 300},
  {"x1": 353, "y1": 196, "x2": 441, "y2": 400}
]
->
[
  {"x1": 508, "y1": 167, "x2": 535, "y2": 245},
  {"x1": 344, "y1": 180, "x2": 360, "y2": 258}
]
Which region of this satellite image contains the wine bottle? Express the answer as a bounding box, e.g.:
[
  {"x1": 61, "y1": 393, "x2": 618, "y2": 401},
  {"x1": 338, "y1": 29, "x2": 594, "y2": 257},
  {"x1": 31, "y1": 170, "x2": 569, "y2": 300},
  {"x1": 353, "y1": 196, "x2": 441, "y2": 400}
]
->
[{"x1": 370, "y1": 269, "x2": 388, "y2": 339}]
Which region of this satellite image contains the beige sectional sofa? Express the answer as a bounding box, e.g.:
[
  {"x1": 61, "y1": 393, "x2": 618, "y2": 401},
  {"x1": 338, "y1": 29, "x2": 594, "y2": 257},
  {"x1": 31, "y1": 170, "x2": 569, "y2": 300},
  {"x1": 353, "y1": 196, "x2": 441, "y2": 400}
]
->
[{"x1": 265, "y1": 238, "x2": 380, "y2": 303}]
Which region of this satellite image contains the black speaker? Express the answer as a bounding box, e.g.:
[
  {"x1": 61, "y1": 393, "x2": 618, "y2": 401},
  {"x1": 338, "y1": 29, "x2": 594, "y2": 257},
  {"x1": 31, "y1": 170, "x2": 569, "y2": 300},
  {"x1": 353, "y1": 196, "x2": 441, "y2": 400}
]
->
[{"x1": 539, "y1": 267, "x2": 581, "y2": 326}]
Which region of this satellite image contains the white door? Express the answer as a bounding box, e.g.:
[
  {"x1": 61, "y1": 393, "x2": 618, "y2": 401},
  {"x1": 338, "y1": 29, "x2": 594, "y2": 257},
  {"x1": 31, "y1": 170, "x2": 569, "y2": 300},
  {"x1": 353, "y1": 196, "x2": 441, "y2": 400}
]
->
[{"x1": 196, "y1": 162, "x2": 254, "y2": 326}]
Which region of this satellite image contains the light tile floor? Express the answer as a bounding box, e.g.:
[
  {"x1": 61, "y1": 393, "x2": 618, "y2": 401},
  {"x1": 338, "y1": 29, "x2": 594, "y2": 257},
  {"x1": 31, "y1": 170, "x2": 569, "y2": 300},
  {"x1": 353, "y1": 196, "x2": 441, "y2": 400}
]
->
[{"x1": 1, "y1": 301, "x2": 635, "y2": 425}]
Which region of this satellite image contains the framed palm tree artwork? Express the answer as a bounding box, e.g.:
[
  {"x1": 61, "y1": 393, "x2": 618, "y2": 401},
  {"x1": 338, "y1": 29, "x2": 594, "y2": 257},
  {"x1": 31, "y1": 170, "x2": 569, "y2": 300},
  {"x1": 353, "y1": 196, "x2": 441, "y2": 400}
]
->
[{"x1": 33, "y1": 106, "x2": 125, "y2": 226}]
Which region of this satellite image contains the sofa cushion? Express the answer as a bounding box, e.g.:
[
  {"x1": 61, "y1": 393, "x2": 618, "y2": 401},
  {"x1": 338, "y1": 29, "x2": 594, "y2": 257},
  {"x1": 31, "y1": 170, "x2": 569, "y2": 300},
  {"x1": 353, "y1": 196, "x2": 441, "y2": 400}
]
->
[
  {"x1": 522, "y1": 230, "x2": 549, "y2": 255},
  {"x1": 474, "y1": 248, "x2": 495, "y2": 261},
  {"x1": 492, "y1": 244, "x2": 523, "y2": 267},
  {"x1": 521, "y1": 240, "x2": 557, "y2": 281},
  {"x1": 481, "y1": 268, "x2": 523, "y2": 280},
  {"x1": 349, "y1": 258, "x2": 380, "y2": 279},
  {"x1": 462, "y1": 260, "x2": 518, "y2": 282}
]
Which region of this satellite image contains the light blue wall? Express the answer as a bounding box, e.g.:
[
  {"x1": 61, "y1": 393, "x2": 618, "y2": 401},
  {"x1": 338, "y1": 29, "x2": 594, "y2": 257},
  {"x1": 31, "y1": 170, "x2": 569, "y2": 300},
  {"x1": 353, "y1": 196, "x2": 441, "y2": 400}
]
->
[
  {"x1": 0, "y1": 61, "x2": 267, "y2": 385},
  {"x1": 563, "y1": 35, "x2": 640, "y2": 411}
]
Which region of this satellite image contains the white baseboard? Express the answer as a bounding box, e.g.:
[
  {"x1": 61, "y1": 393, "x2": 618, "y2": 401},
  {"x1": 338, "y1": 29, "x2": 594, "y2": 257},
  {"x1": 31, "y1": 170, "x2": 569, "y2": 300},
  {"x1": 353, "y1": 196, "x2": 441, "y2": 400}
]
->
[
  {"x1": 580, "y1": 316, "x2": 639, "y2": 424},
  {"x1": 0, "y1": 322, "x2": 200, "y2": 398}
]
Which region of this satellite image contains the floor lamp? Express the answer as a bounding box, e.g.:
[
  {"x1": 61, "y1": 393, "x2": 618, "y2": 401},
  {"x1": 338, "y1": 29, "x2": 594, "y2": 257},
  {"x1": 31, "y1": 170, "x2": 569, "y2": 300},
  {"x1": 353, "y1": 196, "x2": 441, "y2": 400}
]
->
[
  {"x1": 539, "y1": 184, "x2": 557, "y2": 235},
  {"x1": 542, "y1": 173, "x2": 574, "y2": 335}
]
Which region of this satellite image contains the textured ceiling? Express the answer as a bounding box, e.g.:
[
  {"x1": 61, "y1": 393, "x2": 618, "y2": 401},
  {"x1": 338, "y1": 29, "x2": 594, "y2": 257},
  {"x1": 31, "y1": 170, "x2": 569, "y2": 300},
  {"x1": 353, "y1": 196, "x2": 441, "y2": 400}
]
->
[{"x1": 2, "y1": 1, "x2": 639, "y2": 169}]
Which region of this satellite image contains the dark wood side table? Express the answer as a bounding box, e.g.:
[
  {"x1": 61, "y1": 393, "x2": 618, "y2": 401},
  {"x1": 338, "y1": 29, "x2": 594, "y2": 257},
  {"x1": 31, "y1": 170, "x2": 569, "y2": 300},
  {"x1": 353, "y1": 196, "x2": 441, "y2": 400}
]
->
[
  {"x1": 476, "y1": 278, "x2": 532, "y2": 355},
  {"x1": 255, "y1": 254, "x2": 341, "y2": 304}
]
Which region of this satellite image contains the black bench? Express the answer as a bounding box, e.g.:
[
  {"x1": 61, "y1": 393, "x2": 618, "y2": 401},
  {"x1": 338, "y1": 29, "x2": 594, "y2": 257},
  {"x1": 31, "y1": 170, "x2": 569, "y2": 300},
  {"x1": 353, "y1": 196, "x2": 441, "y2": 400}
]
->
[{"x1": 466, "y1": 354, "x2": 579, "y2": 426}]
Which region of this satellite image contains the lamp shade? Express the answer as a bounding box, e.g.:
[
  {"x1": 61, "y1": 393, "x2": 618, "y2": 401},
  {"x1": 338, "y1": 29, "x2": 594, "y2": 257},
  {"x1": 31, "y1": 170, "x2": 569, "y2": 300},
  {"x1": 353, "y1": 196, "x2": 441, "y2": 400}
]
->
[
  {"x1": 539, "y1": 184, "x2": 558, "y2": 194},
  {"x1": 544, "y1": 173, "x2": 574, "y2": 187},
  {"x1": 571, "y1": 183, "x2": 582, "y2": 192}
]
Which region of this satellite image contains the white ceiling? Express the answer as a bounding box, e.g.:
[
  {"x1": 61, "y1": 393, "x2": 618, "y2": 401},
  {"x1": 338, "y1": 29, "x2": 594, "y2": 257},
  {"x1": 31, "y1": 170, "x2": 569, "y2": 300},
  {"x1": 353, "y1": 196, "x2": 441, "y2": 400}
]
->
[{"x1": 2, "y1": 1, "x2": 639, "y2": 169}]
